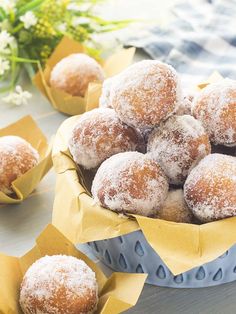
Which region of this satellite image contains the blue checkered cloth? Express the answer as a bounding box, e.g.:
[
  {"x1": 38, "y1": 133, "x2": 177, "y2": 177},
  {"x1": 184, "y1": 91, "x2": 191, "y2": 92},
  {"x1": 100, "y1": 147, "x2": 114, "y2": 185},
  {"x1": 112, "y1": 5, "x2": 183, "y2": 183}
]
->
[{"x1": 126, "y1": 0, "x2": 236, "y2": 88}]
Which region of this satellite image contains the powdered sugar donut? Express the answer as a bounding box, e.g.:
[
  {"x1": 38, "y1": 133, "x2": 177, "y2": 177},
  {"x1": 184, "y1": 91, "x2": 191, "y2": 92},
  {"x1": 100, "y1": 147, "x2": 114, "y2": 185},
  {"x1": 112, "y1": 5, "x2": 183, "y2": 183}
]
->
[
  {"x1": 110, "y1": 60, "x2": 182, "y2": 128},
  {"x1": 99, "y1": 77, "x2": 116, "y2": 108},
  {"x1": 184, "y1": 154, "x2": 236, "y2": 222},
  {"x1": 20, "y1": 255, "x2": 98, "y2": 314},
  {"x1": 0, "y1": 136, "x2": 39, "y2": 195},
  {"x1": 157, "y1": 189, "x2": 194, "y2": 223},
  {"x1": 192, "y1": 79, "x2": 236, "y2": 146},
  {"x1": 175, "y1": 92, "x2": 195, "y2": 116},
  {"x1": 147, "y1": 115, "x2": 211, "y2": 185},
  {"x1": 91, "y1": 152, "x2": 169, "y2": 217},
  {"x1": 68, "y1": 108, "x2": 144, "y2": 169},
  {"x1": 50, "y1": 53, "x2": 104, "y2": 97}
]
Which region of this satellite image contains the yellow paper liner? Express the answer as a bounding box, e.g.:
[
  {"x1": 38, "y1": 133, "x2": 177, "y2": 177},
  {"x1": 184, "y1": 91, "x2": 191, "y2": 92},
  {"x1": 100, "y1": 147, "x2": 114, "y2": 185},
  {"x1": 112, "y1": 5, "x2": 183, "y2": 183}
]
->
[
  {"x1": 52, "y1": 72, "x2": 236, "y2": 275},
  {"x1": 0, "y1": 224, "x2": 147, "y2": 314},
  {"x1": 33, "y1": 36, "x2": 135, "y2": 116},
  {"x1": 52, "y1": 115, "x2": 139, "y2": 243},
  {"x1": 197, "y1": 70, "x2": 224, "y2": 89},
  {"x1": 0, "y1": 116, "x2": 52, "y2": 204}
]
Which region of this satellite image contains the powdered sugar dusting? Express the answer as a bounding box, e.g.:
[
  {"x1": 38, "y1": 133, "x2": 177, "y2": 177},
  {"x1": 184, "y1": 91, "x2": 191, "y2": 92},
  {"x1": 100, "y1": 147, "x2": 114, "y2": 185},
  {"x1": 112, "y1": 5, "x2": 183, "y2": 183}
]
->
[
  {"x1": 68, "y1": 108, "x2": 143, "y2": 169},
  {"x1": 91, "y1": 151, "x2": 169, "y2": 217},
  {"x1": 50, "y1": 53, "x2": 104, "y2": 97},
  {"x1": 110, "y1": 60, "x2": 182, "y2": 128},
  {"x1": 184, "y1": 153, "x2": 236, "y2": 222},
  {"x1": 0, "y1": 136, "x2": 39, "y2": 194},
  {"x1": 175, "y1": 92, "x2": 196, "y2": 116},
  {"x1": 20, "y1": 255, "x2": 98, "y2": 314},
  {"x1": 192, "y1": 79, "x2": 236, "y2": 146},
  {"x1": 99, "y1": 76, "x2": 117, "y2": 108},
  {"x1": 147, "y1": 115, "x2": 211, "y2": 185},
  {"x1": 157, "y1": 189, "x2": 194, "y2": 223}
]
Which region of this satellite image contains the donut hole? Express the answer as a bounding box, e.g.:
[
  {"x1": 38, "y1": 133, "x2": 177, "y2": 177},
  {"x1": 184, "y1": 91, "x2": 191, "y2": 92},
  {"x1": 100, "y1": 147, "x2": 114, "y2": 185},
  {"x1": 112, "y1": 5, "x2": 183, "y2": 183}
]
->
[{"x1": 0, "y1": 136, "x2": 39, "y2": 195}]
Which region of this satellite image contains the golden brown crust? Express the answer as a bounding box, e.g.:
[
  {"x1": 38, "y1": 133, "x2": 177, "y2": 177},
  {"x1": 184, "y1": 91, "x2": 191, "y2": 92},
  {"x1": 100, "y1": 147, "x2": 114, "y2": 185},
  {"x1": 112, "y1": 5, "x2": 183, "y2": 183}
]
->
[
  {"x1": 110, "y1": 60, "x2": 181, "y2": 128},
  {"x1": 157, "y1": 189, "x2": 194, "y2": 223},
  {"x1": 192, "y1": 79, "x2": 236, "y2": 146},
  {"x1": 92, "y1": 152, "x2": 169, "y2": 217},
  {"x1": 69, "y1": 108, "x2": 144, "y2": 169},
  {"x1": 0, "y1": 136, "x2": 39, "y2": 194},
  {"x1": 147, "y1": 115, "x2": 211, "y2": 185},
  {"x1": 20, "y1": 255, "x2": 98, "y2": 314},
  {"x1": 50, "y1": 53, "x2": 104, "y2": 97},
  {"x1": 184, "y1": 154, "x2": 236, "y2": 222}
]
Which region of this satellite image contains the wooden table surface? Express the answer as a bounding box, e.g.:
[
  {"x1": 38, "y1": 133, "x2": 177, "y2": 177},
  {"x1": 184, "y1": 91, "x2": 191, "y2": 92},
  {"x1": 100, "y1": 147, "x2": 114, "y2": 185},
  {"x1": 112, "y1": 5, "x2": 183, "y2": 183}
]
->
[{"x1": 1, "y1": 1, "x2": 236, "y2": 313}]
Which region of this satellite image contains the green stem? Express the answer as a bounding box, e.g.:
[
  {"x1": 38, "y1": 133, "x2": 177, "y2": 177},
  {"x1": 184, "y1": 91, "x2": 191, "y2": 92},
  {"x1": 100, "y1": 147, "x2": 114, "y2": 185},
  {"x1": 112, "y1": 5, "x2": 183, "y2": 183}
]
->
[
  {"x1": 0, "y1": 7, "x2": 6, "y2": 22},
  {"x1": 16, "y1": 0, "x2": 45, "y2": 17},
  {"x1": 12, "y1": 23, "x2": 24, "y2": 34},
  {"x1": 0, "y1": 55, "x2": 42, "y2": 94},
  {"x1": 3, "y1": 55, "x2": 40, "y2": 65}
]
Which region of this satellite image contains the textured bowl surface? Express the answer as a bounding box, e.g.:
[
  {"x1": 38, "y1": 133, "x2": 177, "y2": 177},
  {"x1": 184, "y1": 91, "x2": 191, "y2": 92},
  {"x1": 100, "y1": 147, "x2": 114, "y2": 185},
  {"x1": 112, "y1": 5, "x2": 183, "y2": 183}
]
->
[{"x1": 88, "y1": 230, "x2": 236, "y2": 288}]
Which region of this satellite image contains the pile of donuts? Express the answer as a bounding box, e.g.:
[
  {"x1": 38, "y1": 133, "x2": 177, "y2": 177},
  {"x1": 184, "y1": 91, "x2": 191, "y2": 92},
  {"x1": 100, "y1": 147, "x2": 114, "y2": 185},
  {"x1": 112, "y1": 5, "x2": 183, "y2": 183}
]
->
[{"x1": 67, "y1": 59, "x2": 236, "y2": 224}]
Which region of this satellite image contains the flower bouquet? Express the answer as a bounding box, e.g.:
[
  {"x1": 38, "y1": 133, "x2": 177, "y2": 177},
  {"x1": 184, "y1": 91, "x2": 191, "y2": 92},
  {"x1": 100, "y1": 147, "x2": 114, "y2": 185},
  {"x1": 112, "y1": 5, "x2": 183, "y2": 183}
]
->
[{"x1": 0, "y1": 0, "x2": 130, "y2": 105}]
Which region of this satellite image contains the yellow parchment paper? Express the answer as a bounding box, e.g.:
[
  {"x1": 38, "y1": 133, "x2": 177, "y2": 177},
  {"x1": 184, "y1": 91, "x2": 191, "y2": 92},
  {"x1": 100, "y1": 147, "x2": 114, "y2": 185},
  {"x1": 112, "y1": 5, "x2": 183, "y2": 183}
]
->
[
  {"x1": 0, "y1": 116, "x2": 52, "y2": 204},
  {"x1": 197, "y1": 70, "x2": 224, "y2": 89},
  {"x1": 34, "y1": 36, "x2": 135, "y2": 116},
  {"x1": 52, "y1": 72, "x2": 236, "y2": 276},
  {"x1": 0, "y1": 224, "x2": 146, "y2": 314},
  {"x1": 52, "y1": 116, "x2": 139, "y2": 244}
]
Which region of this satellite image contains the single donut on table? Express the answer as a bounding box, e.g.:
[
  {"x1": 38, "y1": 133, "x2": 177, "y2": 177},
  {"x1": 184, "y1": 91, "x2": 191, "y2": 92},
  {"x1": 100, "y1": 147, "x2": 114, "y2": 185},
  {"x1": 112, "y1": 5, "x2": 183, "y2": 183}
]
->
[
  {"x1": 147, "y1": 115, "x2": 211, "y2": 185},
  {"x1": 157, "y1": 189, "x2": 195, "y2": 223},
  {"x1": 110, "y1": 60, "x2": 182, "y2": 128},
  {"x1": 91, "y1": 151, "x2": 169, "y2": 217},
  {"x1": 50, "y1": 53, "x2": 105, "y2": 97},
  {"x1": 192, "y1": 79, "x2": 236, "y2": 146},
  {"x1": 0, "y1": 136, "x2": 39, "y2": 195},
  {"x1": 184, "y1": 153, "x2": 236, "y2": 222},
  {"x1": 68, "y1": 108, "x2": 144, "y2": 170},
  {"x1": 19, "y1": 255, "x2": 98, "y2": 314}
]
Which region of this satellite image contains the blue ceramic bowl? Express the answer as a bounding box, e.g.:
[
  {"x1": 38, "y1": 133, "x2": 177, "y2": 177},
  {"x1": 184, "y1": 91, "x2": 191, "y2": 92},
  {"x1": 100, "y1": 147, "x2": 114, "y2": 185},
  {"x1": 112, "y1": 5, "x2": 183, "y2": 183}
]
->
[{"x1": 88, "y1": 230, "x2": 236, "y2": 288}]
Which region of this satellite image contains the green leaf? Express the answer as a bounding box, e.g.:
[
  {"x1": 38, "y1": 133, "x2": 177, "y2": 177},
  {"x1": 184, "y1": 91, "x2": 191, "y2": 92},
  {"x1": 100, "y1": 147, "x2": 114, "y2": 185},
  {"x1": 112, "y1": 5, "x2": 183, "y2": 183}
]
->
[
  {"x1": 0, "y1": 7, "x2": 7, "y2": 22},
  {"x1": 16, "y1": 0, "x2": 44, "y2": 17},
  {"x1": 20, "y1": 49, "x2": 36, "y2": 79}
]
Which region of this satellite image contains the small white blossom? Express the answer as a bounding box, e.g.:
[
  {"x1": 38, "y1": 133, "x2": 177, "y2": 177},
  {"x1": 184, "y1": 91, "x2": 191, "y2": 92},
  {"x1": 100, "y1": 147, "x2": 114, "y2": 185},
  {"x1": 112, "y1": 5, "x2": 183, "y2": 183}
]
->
[
  {"x1": 67, "y1": 2, "x2": 90, "y2": 12},
  {"x1": 0, "y1": 57, "x2": 10, "y2": 75},
  {"x1": 57, "y1": 23, "x2": 67, "y2": 33},
  {"x1": 67, "y1": 3, "x2": 80, "y2": 11},
  {"x1": 0, "y1": 0, "x2": 16, "y2": 13},
  {"x1": 20, "y1": 11, "x2": 38, "y2": 29},
  {"x1": 3, "y1": 85, "x2": 32, "y2": 106},
  {"x1": 72, "y1": 17, "x2": 90, "y2": 27},
  {"x1": 0, "y1": 30, "x2": 14, "y2": 54}
]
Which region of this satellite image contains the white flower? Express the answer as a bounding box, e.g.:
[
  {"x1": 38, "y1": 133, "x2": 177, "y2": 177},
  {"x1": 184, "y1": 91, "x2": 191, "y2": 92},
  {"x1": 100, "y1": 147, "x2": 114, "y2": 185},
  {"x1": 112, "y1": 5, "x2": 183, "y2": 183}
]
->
[
  {"x1": 0, "y1": 30, "x2": 14, "y2": 54},
  {"x1": 72, "y1": 17, "x2": 90, "y2": 27},
  {"x1": 0, "y1": 0, "x2": 16, "y2": 13},
  {"x1": 20, "y1": 11, "x2": 38, "y2": 29},
  {"x1": 57, "y1": 23, "x2": 67, "y2": 33},
  {"x1": 67, "y1": 3, "x2": 80, "y2": 11},
  {"x1": 67, "y1": 2, "x2": 90, "y2": 12},
  {"x1": 0, "y1": 57, "x2": 10, "y2": 75},
  {"x1": 3, "y1": 86, "x2": 32, "y2": 106}
]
